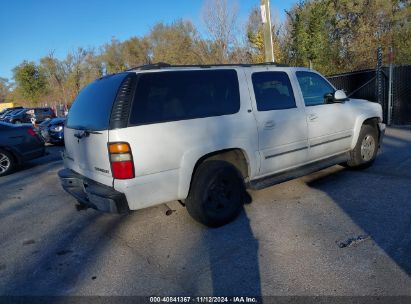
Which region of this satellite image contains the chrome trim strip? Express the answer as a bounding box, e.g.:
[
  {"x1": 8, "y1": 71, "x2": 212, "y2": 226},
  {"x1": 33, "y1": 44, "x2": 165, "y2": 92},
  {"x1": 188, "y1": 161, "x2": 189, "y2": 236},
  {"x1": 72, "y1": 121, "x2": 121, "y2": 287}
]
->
[
  {"x1": 310, "y1": 135, "x2": 352, "y2": 148},
  {"x1": 265, "y1": 146, "x2": 308, "y2": 159}
]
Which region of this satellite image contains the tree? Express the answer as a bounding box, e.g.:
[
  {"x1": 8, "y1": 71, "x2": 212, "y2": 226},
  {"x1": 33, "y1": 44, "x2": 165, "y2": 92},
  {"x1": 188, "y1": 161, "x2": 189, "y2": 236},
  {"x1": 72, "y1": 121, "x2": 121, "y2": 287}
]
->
[
  {"x1": 149, "y1": 20, "x2": 203, "y2": 64},
  {"x1": 387, "y1": 0, "x2": 411, "y2": 65},
  {"x1": 122, "y1": 37, "x2": 151, "y2": 68},
  {"x1": 101, "y1": 37, "x2": 126, "y2": 74},
  {"x1": 201, "y1": 0, "x2": 240, "y2": 63},
  {"x1": 0, "y1": 78, "x2": 10, "y2": 103},
  {"x1": 13, "y1": 61, "x2": 47, "y2": 105},
  {"x1": 80, "y1": 49, "x2": 103, "y2": 87},
  {"x1": 40, "y1": 52, "x2": 68, "y2": 104},
  {"x1": 64, "y1": 48, "x2": 98, "y2": 102}
]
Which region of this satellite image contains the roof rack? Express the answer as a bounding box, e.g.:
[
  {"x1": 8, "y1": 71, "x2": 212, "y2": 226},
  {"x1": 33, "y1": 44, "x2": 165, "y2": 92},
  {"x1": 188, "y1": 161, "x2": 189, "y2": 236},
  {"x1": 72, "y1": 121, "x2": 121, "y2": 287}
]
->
[{"x1": 125, "y1": 62, "x2": 288, "y2": 71}]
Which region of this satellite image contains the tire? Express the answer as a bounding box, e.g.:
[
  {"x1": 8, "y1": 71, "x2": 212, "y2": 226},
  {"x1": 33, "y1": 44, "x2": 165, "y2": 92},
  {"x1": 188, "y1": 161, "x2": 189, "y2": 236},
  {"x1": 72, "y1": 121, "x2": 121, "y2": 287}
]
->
[
  {"x1": 0, "y1": 149, "x2": 16, "y2": 177},
  {"x1": 185, "y1": 160, "x2": 245, "y2": 227},
  {"x1": 14, "y1": 120, "x2": 21, "y2": 124},
  {"x1": 346, "y1": 124, "x2": 379, "y2": 168}
]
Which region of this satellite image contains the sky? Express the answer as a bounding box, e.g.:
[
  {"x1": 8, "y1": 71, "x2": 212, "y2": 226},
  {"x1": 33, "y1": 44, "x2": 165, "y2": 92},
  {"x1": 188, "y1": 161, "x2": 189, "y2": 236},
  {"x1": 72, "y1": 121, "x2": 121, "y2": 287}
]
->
[{"x1": 0, "y1": 0, "x2": 295, "y2": 80}]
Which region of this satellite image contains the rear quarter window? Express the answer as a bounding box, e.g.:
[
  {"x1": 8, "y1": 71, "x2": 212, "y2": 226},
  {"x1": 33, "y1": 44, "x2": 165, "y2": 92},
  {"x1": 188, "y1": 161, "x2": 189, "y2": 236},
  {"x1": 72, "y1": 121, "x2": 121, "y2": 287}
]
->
[
  {"x1": 129, "y1": 69, "x2": 240, "y2": 125},
  {"x1": 67, "y1": 73, "x2": 129, "y2": 130}
]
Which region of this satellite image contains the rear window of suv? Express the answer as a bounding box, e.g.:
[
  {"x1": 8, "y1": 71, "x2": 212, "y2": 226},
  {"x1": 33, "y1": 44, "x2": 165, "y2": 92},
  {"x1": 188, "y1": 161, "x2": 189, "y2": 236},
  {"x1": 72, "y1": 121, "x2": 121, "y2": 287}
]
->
[
  {"x1": 67, "y1": 73, "x2": 129, "y2": 130},
  {"x1": 129, "y1": 69, "x2": 240, "y2": 125}
]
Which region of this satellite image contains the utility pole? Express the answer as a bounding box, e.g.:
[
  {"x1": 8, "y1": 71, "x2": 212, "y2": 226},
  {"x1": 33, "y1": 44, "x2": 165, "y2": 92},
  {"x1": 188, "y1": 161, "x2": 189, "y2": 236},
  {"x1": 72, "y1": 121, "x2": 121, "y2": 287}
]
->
[{"x1": 260, "y1": 0, "x2": 275, "y2": 62}]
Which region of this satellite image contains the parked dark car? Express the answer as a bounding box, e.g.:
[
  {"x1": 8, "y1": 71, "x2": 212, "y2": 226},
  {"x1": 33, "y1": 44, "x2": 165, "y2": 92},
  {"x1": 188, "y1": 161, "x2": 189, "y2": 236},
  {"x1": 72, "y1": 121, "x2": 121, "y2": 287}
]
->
[
  {"x1": 0, "y1": 107, "x2": 24, "y2": 117},
  {"x1": 38, "y1": 117, "x2": 65, "y2": 145},
  {"x1": 0, "y1": 122, "x2": 45, "y2": 176},
  {"x1": 5, "y1": 107, "x2": 55, "y2": 124},
  {"x1": 2, "y1": 108, "x2": 30, "y2": 124},
  {"x1": 33, "y1": 107, "x2": 56, "y2": 122},
  {"x1": 0, "y1": 108, "x2": 25, "y2": 121}
]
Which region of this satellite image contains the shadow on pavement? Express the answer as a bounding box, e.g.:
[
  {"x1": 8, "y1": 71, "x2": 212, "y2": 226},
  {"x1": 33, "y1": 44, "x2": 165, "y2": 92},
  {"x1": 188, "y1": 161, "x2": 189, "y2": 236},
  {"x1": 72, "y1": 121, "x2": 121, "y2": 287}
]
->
[
  {"x1": 306, "y1": 130, "x2": 411, "y2": 277},
  {"x1": 206, "y1": 198, "x2": 261, "y2": 296},
  {"x1": 2, "y1": 212, "x2": 125, "y2": 295}
]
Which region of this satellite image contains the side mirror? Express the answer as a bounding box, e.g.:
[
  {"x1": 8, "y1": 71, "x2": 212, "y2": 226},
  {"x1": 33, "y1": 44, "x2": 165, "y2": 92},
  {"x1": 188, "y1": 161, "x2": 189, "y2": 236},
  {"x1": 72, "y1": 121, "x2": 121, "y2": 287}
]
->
[{"x1": 334, "y1": 90, "x2": 348, "y2": 102}]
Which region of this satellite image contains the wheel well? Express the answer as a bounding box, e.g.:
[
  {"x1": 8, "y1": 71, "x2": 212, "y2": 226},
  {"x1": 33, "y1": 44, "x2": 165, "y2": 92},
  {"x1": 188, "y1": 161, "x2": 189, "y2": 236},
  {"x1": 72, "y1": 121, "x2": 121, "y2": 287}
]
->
[
  {"x1": 363, "y1": 117, "x2": 381, "y2": 139},
  {"x1": 192, "y1": 149, "x2": 249, "y2": 181},
  {"x1": 363, "y1": 117, "x2": 379, "y2": 127}
]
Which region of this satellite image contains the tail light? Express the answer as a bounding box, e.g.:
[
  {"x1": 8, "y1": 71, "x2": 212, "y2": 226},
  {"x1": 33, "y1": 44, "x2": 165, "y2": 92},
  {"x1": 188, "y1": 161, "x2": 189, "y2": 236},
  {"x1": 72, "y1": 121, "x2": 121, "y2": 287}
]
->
[
  {"x1": 108, "y1": 142, "x2": 135, "y2": 179},
  {"x1": 27, "y1": 128, "x2": 37, "y2": 137}
]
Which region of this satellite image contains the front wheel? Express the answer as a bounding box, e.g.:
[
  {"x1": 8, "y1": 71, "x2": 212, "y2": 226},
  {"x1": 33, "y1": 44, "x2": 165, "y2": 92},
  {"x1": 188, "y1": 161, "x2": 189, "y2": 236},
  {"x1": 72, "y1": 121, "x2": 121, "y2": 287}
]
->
[
  {"x1": 0, "y1": 149, "x2": 15, "y2": 177},
  {"x1": 346, "y1": 124, "x2": 379, "y2": 168},
  {"x1": 185, "y1": 160, "x2": 245, "y2": 227}
]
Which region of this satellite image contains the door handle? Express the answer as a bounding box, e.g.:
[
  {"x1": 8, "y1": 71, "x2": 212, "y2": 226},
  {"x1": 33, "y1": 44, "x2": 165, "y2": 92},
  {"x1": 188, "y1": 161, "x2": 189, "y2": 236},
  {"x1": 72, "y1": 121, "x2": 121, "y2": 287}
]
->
[
  {"x1": 308, "y1": 113, "x2": 318, "y2": 121},
  {"x1": 264, "y1": 120, "x2": 276, "y2": 129}
]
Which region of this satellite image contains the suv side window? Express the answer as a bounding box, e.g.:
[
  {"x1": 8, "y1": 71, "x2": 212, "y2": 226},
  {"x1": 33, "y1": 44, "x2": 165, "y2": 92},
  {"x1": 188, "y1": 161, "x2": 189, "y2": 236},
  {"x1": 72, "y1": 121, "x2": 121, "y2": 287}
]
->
[
  {"x1": 296, "y1": 71, "x2": 335, "y2": 106},
  {"x1": 252, "y1": 72, "x2": 296, "y2": 111},
  {"x1": 129, "y1": 70, "x2": 240, "y2": 125}
]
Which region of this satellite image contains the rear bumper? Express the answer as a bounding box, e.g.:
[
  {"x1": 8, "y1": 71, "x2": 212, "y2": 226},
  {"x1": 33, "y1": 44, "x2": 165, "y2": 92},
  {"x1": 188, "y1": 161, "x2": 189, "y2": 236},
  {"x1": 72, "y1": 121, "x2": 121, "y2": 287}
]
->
[{"x1": 58, "y1": 168, "x2": 130, "y2": 214}]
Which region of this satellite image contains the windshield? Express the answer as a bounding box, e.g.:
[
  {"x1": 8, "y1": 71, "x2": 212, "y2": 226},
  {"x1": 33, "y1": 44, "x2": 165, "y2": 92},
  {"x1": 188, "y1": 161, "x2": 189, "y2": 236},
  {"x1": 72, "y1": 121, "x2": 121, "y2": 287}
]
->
[{"x1": 66, "y1": 73, "x2": 129, "y2": 131}]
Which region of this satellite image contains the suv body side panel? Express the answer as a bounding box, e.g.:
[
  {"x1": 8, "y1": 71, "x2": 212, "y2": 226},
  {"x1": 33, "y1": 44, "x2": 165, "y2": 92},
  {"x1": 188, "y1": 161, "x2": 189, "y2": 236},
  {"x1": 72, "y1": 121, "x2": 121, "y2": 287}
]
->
[
  {"x1": 293, "y1": 70, "x2": 354, "y2": 161},
  {"x1": 112, "y1": 116, "x2": 258, "y2": 210},
  {"x1": 111, "y1": 68, "x2": 259, "y2": 210},
  {"x1": 176, "y1": 68, "x2": 259, "y2": 199},
  {"x1": 245, "y1": 68, "x2": 309, "y2": 178}
]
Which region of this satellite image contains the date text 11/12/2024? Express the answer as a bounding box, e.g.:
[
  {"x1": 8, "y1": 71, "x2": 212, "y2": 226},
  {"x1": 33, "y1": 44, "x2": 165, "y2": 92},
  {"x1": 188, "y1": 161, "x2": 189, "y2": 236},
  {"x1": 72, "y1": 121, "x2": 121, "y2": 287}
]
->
[{"x1": 149, "y1": 297, "x2": 258, "y2": 303}]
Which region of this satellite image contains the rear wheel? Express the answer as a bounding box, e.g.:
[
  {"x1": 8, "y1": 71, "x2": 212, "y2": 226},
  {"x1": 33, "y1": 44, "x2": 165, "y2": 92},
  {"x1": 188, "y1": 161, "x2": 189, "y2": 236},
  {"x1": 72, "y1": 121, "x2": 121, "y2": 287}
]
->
[
  {"x1": 346, "y1": 124, "x2": 379, "y2": 168},
  {"x1": 185, "y1": 160, "x2": 245, "y2": 227},
  {"x1": 0, "y1": 149, "x2": 15, "y2": 177}
]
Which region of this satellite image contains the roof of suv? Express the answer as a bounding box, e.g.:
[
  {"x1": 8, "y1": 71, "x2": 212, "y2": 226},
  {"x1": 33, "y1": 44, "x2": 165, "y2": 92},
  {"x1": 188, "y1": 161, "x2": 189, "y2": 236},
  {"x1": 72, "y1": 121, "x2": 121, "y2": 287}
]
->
[{"x1": 126, "y1": 62, "x2": 297, "y2": 72}]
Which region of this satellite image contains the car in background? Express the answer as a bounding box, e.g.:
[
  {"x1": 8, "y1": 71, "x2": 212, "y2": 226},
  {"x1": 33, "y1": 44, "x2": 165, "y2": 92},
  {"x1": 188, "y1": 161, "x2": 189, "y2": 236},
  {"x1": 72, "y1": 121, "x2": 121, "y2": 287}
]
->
[
  {"x1": 0, "y1": 108, "x2": 25, "y2": 121},
  {"x1": 38, "y1": 117, "x2": 65, "y2": 145},
  {"x1": 0, "y1": 106, "x2": 24, "y2": 117},
  {"x1": 0, "y1": 122, "x2": 45, "y2": 176},
  {"x1": 4, "y1": 107, "x2": 56, "y2": 124},
  {"x1": 33, "y1": 107, "x2": 56, "y2": 123}
]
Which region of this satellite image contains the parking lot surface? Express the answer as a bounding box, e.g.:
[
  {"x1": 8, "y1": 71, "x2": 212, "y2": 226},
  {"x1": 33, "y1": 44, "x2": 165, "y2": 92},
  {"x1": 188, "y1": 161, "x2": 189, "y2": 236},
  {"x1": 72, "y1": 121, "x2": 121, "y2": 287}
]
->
[{"x1": 0, "y1": 127, "x2": 410, "y2": 296}]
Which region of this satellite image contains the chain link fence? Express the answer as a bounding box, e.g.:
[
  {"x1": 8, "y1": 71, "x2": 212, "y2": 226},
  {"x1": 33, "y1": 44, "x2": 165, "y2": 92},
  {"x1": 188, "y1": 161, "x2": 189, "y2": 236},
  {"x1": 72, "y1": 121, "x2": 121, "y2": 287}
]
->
[{"x1": 327, "y1": 65, "x2": 411, "y2": 125}]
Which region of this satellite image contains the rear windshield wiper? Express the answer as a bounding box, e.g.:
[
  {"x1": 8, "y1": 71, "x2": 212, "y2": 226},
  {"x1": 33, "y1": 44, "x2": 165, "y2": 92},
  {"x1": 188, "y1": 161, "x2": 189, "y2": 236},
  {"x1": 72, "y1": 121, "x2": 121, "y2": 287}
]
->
[{"x1": 74, "y1": 129, "x2": 102, "y2": 139}]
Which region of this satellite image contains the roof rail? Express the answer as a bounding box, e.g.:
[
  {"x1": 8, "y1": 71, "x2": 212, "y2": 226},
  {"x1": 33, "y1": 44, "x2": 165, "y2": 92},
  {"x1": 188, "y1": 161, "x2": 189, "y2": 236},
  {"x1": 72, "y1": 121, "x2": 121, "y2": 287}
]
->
[
  {"x1": 125, "y1": 62, "x2": 288, "y2": 71},
  {"x1": 125, "y1": 62, "x2": 171, "y2": 71}
]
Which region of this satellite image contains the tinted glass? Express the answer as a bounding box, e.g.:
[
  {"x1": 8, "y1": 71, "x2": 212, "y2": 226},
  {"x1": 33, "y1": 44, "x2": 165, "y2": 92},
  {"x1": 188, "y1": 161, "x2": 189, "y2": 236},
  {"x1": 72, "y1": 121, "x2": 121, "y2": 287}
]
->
[
  {"x1": 67, "y1": 73, "x2": 128, "y2": 130},
  {"x1": 11, "y1": 109, "x2": 26, "y2": 116},
  {"x1": 296, "y1": 71, "x2": 335, "y2": 106},
  {"x1": 129, "y1": 70, "x2": 240, "y2": 125},
  {"x1": 252, "y1": 72, "x2": 296, "y2": 111}
]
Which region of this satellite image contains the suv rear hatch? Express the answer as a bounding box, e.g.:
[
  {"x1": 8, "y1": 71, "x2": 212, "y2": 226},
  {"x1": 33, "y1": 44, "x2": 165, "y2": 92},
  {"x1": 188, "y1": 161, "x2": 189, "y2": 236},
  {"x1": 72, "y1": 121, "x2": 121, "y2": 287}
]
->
[{"x1": 64, "y1": 73, "x2": 132, "y2": 186}]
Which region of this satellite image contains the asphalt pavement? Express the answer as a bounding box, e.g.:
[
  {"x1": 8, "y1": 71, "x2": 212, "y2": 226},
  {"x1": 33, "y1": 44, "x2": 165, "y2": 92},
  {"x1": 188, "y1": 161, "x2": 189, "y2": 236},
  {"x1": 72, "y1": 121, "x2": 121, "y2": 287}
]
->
[{"x1": 0, "y1": 127, "x2": 410, "y2": 296}]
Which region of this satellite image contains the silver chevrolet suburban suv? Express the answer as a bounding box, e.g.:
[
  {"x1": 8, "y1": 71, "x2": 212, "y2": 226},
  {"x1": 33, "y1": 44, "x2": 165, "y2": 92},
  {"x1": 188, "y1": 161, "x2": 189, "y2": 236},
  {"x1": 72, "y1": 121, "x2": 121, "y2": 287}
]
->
[{"x1": 59, "y1": 63, "x2": 385, "y2": 227}]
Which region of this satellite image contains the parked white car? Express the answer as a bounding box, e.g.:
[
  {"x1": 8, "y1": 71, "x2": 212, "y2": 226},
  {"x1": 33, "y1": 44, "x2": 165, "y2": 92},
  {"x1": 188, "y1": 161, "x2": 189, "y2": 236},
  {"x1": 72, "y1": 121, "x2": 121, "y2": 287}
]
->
[{"x1": 59, "y1": 63, "x2": 385, "y2": 227}]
